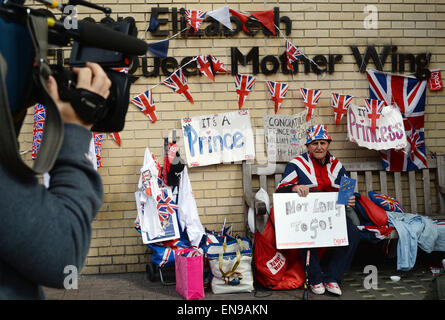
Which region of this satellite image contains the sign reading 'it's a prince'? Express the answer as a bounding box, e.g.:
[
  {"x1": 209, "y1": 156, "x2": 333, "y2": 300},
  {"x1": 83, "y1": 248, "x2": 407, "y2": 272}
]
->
[{"x1": 182, "y1": 110, "x2": 255, "y2": 167}]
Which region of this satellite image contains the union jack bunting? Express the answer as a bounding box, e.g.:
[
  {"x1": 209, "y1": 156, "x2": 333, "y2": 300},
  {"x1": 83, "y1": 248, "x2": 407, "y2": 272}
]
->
[
  {"x1": 266, "y1": 81, "x2": 289, "y2": 114},
  {"x1": 299, "y1": 88, "x2": 322, "y2": 121},
  {"x1": 196, "y1": 55, "x2": 215, "y2": 81},
  {"x1": 234, "y1": 74, "x2": 256, "y2": 109},
  {"x1": 364, "y1": 98, "x2": 386, "y2": 133},
  {"x1": 32, "y1": 104, "x2": 46, "y2": 159},
  {"x1": 112, "y1": 67, "x2": 128, "y2": 73},
  {"x1": 367, "y1": 69, "x2": 427, "y2": 171},
  {"x1": 130, "y1": 90, "x2": 158, "y2": 123},
  {"x1": 209, "y1": 55, "x2": 230, "y2": 73},
  {"x1": 331, "y1": 93, "x2": 354, "y2": 125},
  {"x1": 163, "y1": 69, "x2": 194, "y2": 104},
  {"x1": 93, "y1": 133, "x2": 104, "y2": 169},
  {"x1": 109, "y1": 132, "x2": 121, "y2": 147},
  {"x1": 184, "y1": 9, "x2": 206, "y2": 32},
  {"x1": 285, "y1": 40, "x2": 304, "y2": 71}
]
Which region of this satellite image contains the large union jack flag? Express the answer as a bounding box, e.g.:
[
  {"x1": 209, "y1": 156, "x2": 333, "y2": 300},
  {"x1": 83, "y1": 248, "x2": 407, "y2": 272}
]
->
[
  {"x1": 331, "y1": 93, "x2": 354, "y2": 125},
  {"x1": 300, "y1": 88, "x2": 322, "y2": 121},
  {"x1": 32, "y1": 104, "x2": 46, "y2": 159},
  {"x1": 130, "y1": 90, "x2": 158, "y2": 123},
  {"x1": 184, "y1": 9, "x2": 206, "y2": 32},
  {"x1": 195, "y1": 55, "x2": 214, "y2": 81},
  {"x1": 234, "y1": 74, "x2": 256, "y2": 109},
  {"x1": 266, "y1": 81, "x2": 289, "y2": 114},
  {"x1": 285, "y1": 40, "x2": 304, "y2": 71},
  {"x1": 163, "y1": 69, "x2": 194, "y2": 104},
  {"x1": 364, "y1": 98, "x2": 386, "y2": 133},
  {"x1": 367, "y1": 69, "x2": 427, "y2": 171}
]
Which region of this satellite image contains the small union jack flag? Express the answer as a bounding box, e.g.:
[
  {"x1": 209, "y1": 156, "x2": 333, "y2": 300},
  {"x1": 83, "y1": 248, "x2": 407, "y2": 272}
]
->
[
  {"x1": 32, "y1": 104, "x2": 46, "y2": 159},
  {"x1": 285, "y1": 40, "x2": 304, "y2": 71},
  {"x1": 156, "y1": 188, "x2": 179, "y2": 222},
  {"x1": 184, "y1": 9, "x2": 206, "y2": 32},
  {"x1": 364, "y1": 98, "x2": 386, "y2": 133},
  {"x1": 331, "y1": 93, "x2": 354, "y2": 125},
  {"x1": 266, "y1": 81, "x2": 289, "y2": 114},
  {"x1": 234, "y1": 74, "x2": 256, "y2": 109},
  {"x1": 163, "y1": 69, "x2": 194, "y2": 104},
  {"x1": 300, "y1": 88, "x2": 322, "y2": 121},
  {"x1": 131, "y1": 90, "x2": 158, "y2": 123},
  {"x1": 209, "y1": 55, "x2": 230, "y2": 73},
  {"x1": 93, "y1": 133, "x2": 104, "y2": 168},
  {"x1": 195, "y1": 55, "x2": 214, "y2": 81}
]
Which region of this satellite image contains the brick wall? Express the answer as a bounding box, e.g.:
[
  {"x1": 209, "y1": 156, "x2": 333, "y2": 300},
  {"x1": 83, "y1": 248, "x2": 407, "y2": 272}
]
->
[{"x1": 19, "y1": 0, "x2": 445, "y2": 274}]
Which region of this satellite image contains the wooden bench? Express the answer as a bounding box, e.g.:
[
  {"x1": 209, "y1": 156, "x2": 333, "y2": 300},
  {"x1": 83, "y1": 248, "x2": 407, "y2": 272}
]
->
[{"x1": 242, "y1": 154, "x2": 445, "y2": 237}]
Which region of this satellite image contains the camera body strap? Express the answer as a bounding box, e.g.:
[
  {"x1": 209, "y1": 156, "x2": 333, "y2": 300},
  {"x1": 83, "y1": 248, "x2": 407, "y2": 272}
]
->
[{"x1": 0, "y1": 14, "x2": 63, "y2": 178}]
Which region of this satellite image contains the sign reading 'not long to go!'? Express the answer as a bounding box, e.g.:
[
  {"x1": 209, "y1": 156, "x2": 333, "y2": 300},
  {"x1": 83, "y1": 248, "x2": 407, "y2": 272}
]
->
[{"x1": 273, "y1": 192, "x2": 349, "y2": 249}]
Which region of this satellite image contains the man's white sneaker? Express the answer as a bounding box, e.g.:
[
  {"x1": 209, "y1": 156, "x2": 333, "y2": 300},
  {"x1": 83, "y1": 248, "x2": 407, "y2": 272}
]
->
[
  {"x1": 325, "y1": 282, "x2": 342, "y2": 295},
  {"x1": 309, "y1": 283, "x2": 325, "y2": 295}
]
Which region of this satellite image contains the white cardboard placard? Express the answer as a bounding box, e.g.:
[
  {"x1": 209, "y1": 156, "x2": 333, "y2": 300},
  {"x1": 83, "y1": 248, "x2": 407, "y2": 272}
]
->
[{"x1": 273, "y1": 192, "x2": 348, "y2": 249}]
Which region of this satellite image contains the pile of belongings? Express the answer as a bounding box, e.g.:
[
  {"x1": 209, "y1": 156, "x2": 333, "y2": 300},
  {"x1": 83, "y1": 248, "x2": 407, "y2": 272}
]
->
[
  {"x1": 354, "y1": 191, "x2": 445, "y2": 271},
  {"x1": 134, "y1": 136, "x2": 206, "y2": 268}
]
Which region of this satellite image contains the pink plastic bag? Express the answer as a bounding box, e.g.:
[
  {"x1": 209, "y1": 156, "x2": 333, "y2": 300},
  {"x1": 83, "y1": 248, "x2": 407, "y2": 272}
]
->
[{"x1": 175, "y1": 252, "x2": 204, "y2": 300}]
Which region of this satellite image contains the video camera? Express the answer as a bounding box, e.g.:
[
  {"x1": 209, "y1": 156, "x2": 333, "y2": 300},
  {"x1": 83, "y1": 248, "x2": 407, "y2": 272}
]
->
[
  {"x1": 0, "y1": 0, "x2": 148, "y2": 177},
  {"x1": 1, "y1": 0, "x2": 147, "y2": 132}
]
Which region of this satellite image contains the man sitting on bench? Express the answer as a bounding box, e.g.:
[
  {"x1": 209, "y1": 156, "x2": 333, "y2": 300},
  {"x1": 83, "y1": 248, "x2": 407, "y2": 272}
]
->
[{"x1": 275, "y1": 124, "x2": 360, "y2": 296}]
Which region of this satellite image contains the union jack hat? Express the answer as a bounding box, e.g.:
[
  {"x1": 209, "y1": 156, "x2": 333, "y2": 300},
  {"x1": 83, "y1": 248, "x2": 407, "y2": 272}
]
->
[{"x1": 305, "y1": 124, "x2": 332, "y2": 145}]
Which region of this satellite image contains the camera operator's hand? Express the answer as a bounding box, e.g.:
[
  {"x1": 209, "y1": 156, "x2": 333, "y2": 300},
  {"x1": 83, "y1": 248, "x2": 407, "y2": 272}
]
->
[{"x1": 46, "y1": 62, "x2": 111, "y2": 130}]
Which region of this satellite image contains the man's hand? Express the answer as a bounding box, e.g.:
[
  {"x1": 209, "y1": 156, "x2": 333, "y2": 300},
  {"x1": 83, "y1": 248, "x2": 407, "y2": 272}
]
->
[
  {"x1": 347, "y1": 195, "x2": 356, "y2": 208},
  {"x1": 46, "y1": 62, "x2": 112, "y2": 130},
  {"x1": 291, "y1": 184, "x2": 310, "y2": 197}
]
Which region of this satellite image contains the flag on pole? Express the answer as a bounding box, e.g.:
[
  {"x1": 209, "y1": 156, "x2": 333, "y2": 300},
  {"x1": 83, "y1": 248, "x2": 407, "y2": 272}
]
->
[
  {"x1": 367, "y1": 68, "x2": 428, "y2": 171},
  {"x1": 285, "y1": 40, "x2": 304, "y2": 71},
  {"x1": 251, "y1": 10, "x2": 276, "y2": 35},
  {"x1": 266, "y1": 81, "x2": 289, "y2": 114},
  {"x1": 163, "y1": 69, "x2": 194, "y2": 104},
  {"x1": 209, "y1": 55, "x2": 230, "y2": 73},
  {"x1": 131, "y1": 90, "x2": 158, "y2": 123},
  {"x1": 364, "y1": 98, "x2": 386, "y2": 133},
  {"x1": 184, "y1": 9, "x2": 207, "y2": 32},
  {"x1": 195, "y1": 55, "x2": 215, "y2": 81},
  {"x1": 207, "y1": 6, "x2": 232, "y2": 30},
  {"x1": 32, "y1": 103, "x2": 46, "y2": 159},
  {"x1": 234, "y1": 74, "x2": 256, "y2": 109},
  {"x1": 331, "y1": 93, "x2": 354, "y2": 125},
  {"x1": 300, "y1": 88, "x2": 322, "y2": 122}
]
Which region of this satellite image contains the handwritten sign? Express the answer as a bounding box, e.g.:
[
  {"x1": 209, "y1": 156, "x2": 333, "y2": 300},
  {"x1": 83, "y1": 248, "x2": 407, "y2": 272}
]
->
[
  {"x1": 264, "y1": 110, "x2": 314, "y2": 162},
  {"x1": 182, "y1": 110, "x2": 255, "y2": 167},
  {"x1": 273, "y1": 192, "x2": 348, "y2": 249},
  {"x1": 347, "y1": 104, "x2": 407, "y2": 151}
]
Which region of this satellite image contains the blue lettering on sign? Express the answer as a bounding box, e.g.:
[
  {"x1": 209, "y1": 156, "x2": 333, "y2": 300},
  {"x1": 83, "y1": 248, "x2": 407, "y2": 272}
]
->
[{"x1": 184, "y1": 126, "x2": 245, "y2": 157}]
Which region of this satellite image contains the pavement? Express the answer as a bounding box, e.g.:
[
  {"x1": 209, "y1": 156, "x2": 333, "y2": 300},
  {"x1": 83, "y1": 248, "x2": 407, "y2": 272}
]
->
[{"x1": 42, "y1": 243, "x2": 445, "y2": 302}]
